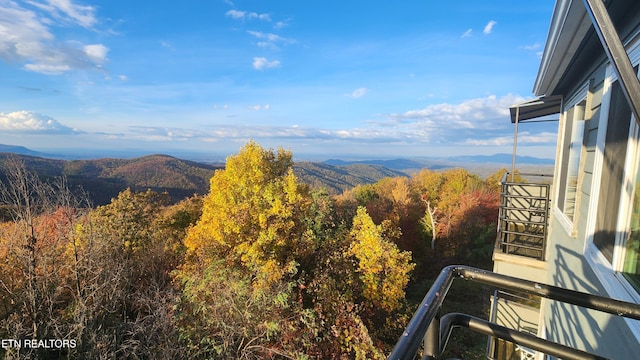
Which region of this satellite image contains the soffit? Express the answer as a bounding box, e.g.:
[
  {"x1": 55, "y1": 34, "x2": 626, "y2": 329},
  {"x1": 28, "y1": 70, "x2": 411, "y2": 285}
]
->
[{"x1": 509, "y1": 95, "x2": 563, "y2": 123}]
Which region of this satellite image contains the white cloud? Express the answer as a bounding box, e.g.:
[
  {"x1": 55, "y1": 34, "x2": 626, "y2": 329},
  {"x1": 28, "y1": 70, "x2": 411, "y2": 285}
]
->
[
  {"x1": 225, "y1": 9, "x2": 245, "y2": 19},
  {"x1": 389, "y1": 94, "x2": 519, "y2": 125},
  {"x1": 274, "y1": 19, "x2": 291, "y2": 29},
  {"x1": 346, "y1": 87, "x2": 368, "y2": 99},
  {"x1": 252, "y1": 57, "x2": 280, "y2": 70},
  {"x1": 0, "y1": 0, "x2": 107, "y2": 74},
  {"x1": 461, "y1": 29, "x2": 472, "y2": 38},
  {"x1": 225, "y1": 9, "x2": 270, "y2": 22},
  {"x1": 250, "y1": 13, "x2": 271, "y2": 21},
  {"x1": 27, "y1": 0, "x2": 97, "y2": 28},
  {"x1": 23, "y1": 63, "x2": 70, "y2": 75},
  {"x1": 483, "y1": 20, "x2": 497, "y2": 35},
  {"x1": 466, "y1": 131, "x2": 557, "y2": 146},
  {"x1": 249, "y1": 104, "x2": 271, "y2": 111},
  {"x1": 0, "y1": 111, "x2": 78, "y2": 133},
  {"x1": 382, "y1": 94, "x2": 531, "y2": 144},
  {"x1": 128, "y1": 126, "x2": 198, "y2": 141},
  {"x1": 247, "y1": 30, "x2": 295, "y2": 46},
  {"x1": 84, "y1": 44, "x2": 108, "y2": 63}
]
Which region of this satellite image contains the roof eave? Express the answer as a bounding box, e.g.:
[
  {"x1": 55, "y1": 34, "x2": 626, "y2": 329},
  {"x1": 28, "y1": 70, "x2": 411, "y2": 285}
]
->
[
  {"x1": 533, "y1": 0, "x2": 592, "y2": 97},
  {"x1": 510, "y1": 95, "x2": 563, "y2": 123}
]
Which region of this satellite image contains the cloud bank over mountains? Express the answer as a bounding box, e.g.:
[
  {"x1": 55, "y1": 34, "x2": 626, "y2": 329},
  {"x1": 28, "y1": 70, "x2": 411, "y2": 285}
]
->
[
  {"x1": 0, "y1": 94, "x2": 556, "y2": 154},
  {"x1": 0, "y1": 1, "x2": 556, "y2": 157}
]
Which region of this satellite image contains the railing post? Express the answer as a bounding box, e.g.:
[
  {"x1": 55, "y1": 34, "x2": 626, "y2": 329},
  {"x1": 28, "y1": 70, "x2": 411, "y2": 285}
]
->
[{"x1": 423, "y1": 310, "x2": 440, "y2": 359}]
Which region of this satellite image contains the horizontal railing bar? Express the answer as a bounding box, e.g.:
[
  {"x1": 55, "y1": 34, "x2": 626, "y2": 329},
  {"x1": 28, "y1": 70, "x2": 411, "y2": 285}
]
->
[
  {"x1": 499, "y1": 244, "x2": 545, "y2": 253},
  {"x1": 500, "y1": 210, "x2": 548, "y2": 215},
  {"x1": 494, "y1": 290, "x2": 541, "y2": 307},
  {"x1": 456, "y1": 266, "x2": 640, "y2": 320},
  {"x1": 516, "y1": 173, "x2": 554, "y2": 178},
  {"x1": 503, "y1": 181, "x2": 552, "y2": 186},
  {"x1": 500, "y1": 230, "x2": 545, "y2": 239},
  {"x1": 499, "y1": 219, "x2": 547, "y2": 226},
  {"x1": 439, "y1": 313, "x2": 609, "y2": 360},
  {"x1": 501, "y1": 193, "x2": 550, "y2": 198},
  {"x1": 500, "y1": 194, "x2": 550, "y2": 199},
  {"x1": 388, "y1": 265, "x2": 640, "y2": 360},
  {"x1": 500, "y1": 228, "x2": 545, "y2": 233}
]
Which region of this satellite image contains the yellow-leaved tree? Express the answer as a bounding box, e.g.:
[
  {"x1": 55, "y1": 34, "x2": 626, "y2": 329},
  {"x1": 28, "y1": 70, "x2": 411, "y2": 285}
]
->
[
  {"x1": 176, "y1": 142, "x2": 319, "y2": 358},
  {"x1": 349, "y1": 206, "x2": 415, "y2": 313},
  {"x1": 184, "y1": 141, "x2": 314, "y2": 290}
]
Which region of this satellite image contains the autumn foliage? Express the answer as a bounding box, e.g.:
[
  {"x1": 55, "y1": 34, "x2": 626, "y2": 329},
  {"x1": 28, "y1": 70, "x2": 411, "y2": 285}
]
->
[{"x1": 0, "y1": 143, "x2": 503, "y2": 359}]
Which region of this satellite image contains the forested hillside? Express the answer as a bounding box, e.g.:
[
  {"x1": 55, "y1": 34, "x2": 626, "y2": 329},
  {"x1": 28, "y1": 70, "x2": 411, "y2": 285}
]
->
[
  {"x1": 0, "y1": 153, "x2": 411, "y2": 205},
  {"x1": 0, "y1": 142, "x2": 506, "y2": 359},
  {"x1": 293, "y1": 161, "x2": 408, "y2": 194},
  {"x1": 0, "y1": 153, "x2": 221, "y2": 205}
]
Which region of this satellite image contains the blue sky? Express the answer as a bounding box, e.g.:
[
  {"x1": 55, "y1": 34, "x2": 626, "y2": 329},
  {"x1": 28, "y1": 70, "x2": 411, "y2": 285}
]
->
[{"x1": 0, "y1": 0, "x2": 558, "y2": 160}]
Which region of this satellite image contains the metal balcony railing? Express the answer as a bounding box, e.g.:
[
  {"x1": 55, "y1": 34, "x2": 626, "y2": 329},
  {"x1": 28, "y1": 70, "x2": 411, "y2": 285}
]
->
[
  {"x1": 495, "y1": 173, "x2": 551, "y2": 261},
  {"x1": 388, "y1": 265, "x2": 640, "y2": 360}
]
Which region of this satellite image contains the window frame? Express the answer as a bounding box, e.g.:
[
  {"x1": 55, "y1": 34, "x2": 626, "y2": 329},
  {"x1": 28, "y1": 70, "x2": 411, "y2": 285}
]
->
[
  {"x1": 584, "y1": 34, "x2": 640, "y2": 337},
  {"x1": 554, "y1": 84, "x2": 588, "y2": 236},
  {"x1": 614, "y1": 120, "x2": 640, "y2": 292}
]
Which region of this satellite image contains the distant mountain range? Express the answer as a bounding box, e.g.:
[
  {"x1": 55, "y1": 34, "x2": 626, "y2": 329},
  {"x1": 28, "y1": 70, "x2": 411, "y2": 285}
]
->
[
  {"x1": 0, "y1": 145, "x2": 554, "y2": 204},
  {"x1": 0, "y1": 144, "x2": 54, "y2": 158},
  {"x1": 324, "y1": 158, "x2": 439, "y2": 171},
  {"x1": 324, "y1": 153, "x2": 553, "y2": 169},
  {"x1": 0, "y1": 148, "x2": 412, "y2": 204}
]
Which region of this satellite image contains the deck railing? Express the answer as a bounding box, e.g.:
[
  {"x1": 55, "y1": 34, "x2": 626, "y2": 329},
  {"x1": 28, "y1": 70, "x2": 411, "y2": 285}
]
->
[
  {"x1": 388, "y1": 265, "x2": 640, "y2": 360},
  {"x1": 495, "y1": 173, "x2": 551, "y2": 261}
]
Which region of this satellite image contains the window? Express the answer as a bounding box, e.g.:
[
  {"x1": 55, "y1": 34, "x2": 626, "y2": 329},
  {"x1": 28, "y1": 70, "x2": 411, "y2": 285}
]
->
[
  {"x1": 584, "y1": 37, "x2": 640, "y2": 335},
  {"x1": 622, "y1": 155, "x2": 640, "y2": 290},
  {"x1": 557, "y1": 97, "x2": 587, "y2": 224},
  {"x1": 594, "y1": 80, "x2": 633, "y2": 262}
]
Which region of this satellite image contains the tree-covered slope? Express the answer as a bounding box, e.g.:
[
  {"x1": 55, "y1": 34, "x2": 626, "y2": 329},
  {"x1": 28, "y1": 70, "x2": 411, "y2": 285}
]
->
[
  {"x1": 0, "y1": 153, "x2": 410, "y2": 205},
  {"x1": 0, "y1": 153, "x2": 221, "y2": 205},
  {"x1": 293, "y1": 161, "x2": 408, "y2": 194}
]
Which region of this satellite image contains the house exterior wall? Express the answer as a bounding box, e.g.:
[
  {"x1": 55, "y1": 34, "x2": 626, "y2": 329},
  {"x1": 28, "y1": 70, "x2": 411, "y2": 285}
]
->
[
  {"x1": 544, "y1": 217, "x2": 640, "y2": 359},
  {"x1": 541, "y1": 22, "x2": 640, "y2": 359},
  {"x1": 490, "y1": 2, "x2": 640, "y2": 357}
]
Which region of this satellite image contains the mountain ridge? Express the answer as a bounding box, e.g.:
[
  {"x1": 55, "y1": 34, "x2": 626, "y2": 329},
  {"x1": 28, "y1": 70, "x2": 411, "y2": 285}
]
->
[
  {"x1": 0, "y1": 151, "x2": 412, "y2": 204},
  {"x1": 0, "y1": 145, "x2": 554, "y2": 203}
]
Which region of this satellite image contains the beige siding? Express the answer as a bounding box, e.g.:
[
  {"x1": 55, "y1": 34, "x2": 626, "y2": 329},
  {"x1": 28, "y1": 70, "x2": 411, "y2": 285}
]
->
[
  {"x1": 542, "y1": 58, "x2": 640, "y2": 358},
  {"x1": 574, "y1": 66, "x2": 605, "y2": 243},
  {"x1": 544, "y1": 215, "x2": 640, "y2": 358}
]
